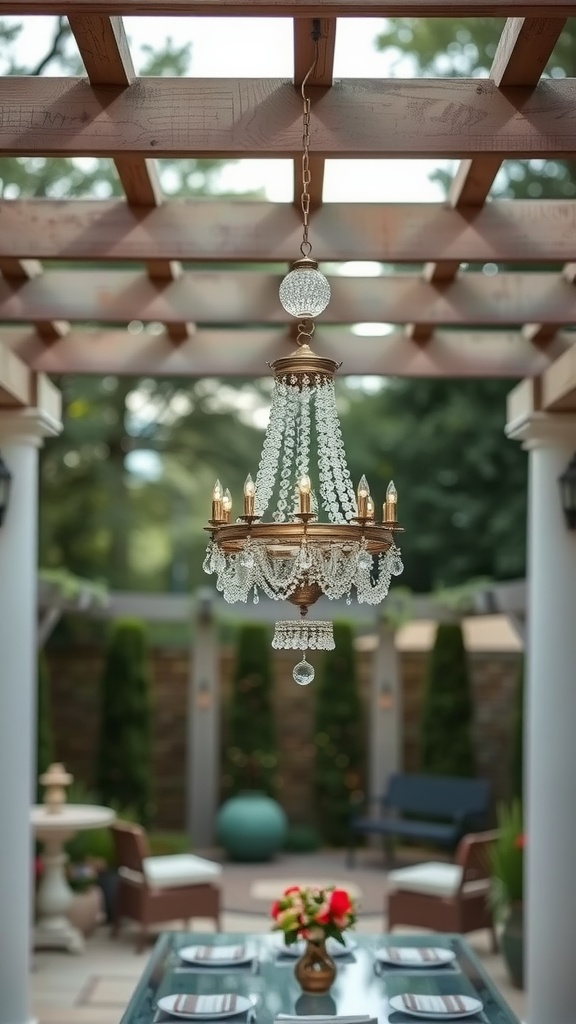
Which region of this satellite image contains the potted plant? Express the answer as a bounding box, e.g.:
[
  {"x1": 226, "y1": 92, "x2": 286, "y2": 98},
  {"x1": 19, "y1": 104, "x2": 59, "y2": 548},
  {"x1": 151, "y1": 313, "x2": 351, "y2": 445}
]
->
[{"x1": 489, "y1": 800, "x2": 524, "y2": 989}]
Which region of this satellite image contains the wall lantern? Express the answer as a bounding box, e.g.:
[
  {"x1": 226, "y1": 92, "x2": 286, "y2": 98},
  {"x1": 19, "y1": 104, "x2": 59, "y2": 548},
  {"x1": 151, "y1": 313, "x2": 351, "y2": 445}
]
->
[
  {"x1": 0, "y1": 452, "x2": 12, "y2": 526},
  {"x1": 559, "y1": 453, "x2": 576, "y2": 530}
]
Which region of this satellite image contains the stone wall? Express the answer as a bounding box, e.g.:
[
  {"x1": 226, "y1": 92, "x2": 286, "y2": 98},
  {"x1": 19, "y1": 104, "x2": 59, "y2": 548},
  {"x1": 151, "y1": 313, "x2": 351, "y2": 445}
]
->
[{"x1": 46, "y1": 643, "x2": 521, "y2": 830}]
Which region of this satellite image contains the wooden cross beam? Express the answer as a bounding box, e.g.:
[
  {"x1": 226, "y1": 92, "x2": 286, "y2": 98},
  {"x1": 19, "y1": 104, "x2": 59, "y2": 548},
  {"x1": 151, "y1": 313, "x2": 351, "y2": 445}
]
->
[
  {"x1": 1, "y1": 199, "x2": 576, "y2": 263},
  {"x1": 3, "y1": 269, "x2": 576, "y2": 324},
  {"x1": 406, "y1": 15, "x2": 566, "y2": 342},
  {"x1": 3, "y1": 1, "x2": 576, "y2": 16},
  {"x1": 4, "y1": 325, "x2": 571, "y2": 379},
  {"x1": 68, "y1": 13, "x2": 193, "y2": 342},
  {"x1": 2, "y1": 77, "x2": 576, "y2": 158}
]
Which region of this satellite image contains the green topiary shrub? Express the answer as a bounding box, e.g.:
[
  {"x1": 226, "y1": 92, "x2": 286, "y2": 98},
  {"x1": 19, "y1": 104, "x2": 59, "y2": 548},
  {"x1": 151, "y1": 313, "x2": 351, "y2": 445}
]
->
[
  {"x1": 314, "y1": 620, "x2": 364, "y2": 846},
  {"x1": 420, "y1": 622, "x2": 476, "y2": 777},
  {"x1": 37, "y1": 651, "x2": 54, "y2": 781},
  {"x1": 221, "y1": 623, "x2": 277, "y2": 796},
  {"x1": 95, "y1": 618, "x2": 153, "y2": 825},
  {"x1": 511, "y1": 657, "x2": 524, "y2": 800}
]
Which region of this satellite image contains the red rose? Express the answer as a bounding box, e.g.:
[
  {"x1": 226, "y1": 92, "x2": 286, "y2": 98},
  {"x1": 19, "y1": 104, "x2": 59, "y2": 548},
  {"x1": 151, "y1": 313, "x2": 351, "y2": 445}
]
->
[
  {"x1": 329, "y1": 889, "x2": 352, "y2": 917},
  {"x1": 514, "y1": 834, "x2": 525, "y2": 850},
  {"x1": 283, "y1": 886, "x2": 300, "y2": 896},
  {"x1": 271, "y1": 900, "x2": 280, "y2": 919}
]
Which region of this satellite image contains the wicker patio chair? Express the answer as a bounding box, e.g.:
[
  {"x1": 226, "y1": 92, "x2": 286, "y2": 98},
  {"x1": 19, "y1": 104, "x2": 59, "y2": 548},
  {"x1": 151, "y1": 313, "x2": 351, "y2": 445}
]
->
[{"x1": 110, "y1": 821, "x2": 221, "y2": 952}]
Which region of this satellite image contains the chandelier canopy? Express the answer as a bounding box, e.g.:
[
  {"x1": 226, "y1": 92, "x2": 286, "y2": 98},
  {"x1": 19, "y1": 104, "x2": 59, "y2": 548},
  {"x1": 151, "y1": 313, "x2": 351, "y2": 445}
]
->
[{"x1": 203, "y1": 24, "x2": 404, "y2": 682}]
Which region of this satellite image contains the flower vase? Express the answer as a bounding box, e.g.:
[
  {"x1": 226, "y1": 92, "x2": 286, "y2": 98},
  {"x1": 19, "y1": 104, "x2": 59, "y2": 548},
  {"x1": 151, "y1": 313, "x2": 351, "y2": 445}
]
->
[{"x1": 294, "y1": 938, "x2": 337, "y2": 993}]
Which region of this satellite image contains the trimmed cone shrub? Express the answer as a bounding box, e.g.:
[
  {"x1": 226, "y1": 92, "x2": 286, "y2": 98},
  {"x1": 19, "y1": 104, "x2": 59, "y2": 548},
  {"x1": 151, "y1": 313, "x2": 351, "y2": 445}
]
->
[
  {"x1": 222, "y1": 623, "x2": 277, "y2": 796},
  {"x1": 96, "y1": 618, "x2": 153, "y2": 824},
  {"x1": 511, "y1": 658, "x2": 524, "y2": 800},
  {"x1": 420, "y1": 622, "x2": 476, "y2": 777},
  {"x1": 314, "y1": 620, "x2": 364, "y2": 845}
]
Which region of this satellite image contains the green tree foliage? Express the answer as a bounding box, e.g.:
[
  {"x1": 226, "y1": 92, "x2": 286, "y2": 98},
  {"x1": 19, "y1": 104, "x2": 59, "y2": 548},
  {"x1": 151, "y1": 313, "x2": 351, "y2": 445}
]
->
[
  {"x1": 96, "y1": 619, "x2": 153, "y2": 824},
  {"x1": 222, "y1": 624, "x2": 277, "y2": 797},
  {"x1": 341, "y1": 378, "x2": 528, "y2": 592},
  {"x1": 39, "y1": 377, "x2": 264, "y2": 590},
  {"x1": 420, "y1": 622, "x2": 476, "y2": 777},
  {"x1": 511, "y1": 658, "x2": 524, "y2": 800},
  {"x1": 36, "y1": 652, "x2": 54, "y2": 783},
  {"x1": 314, "y1": 621, "x2": 364, "y2": 845}
]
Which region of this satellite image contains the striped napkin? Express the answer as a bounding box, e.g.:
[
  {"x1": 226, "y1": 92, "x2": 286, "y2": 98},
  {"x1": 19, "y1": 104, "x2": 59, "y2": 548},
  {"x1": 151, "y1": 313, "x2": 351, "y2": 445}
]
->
[
  {"x1": 276, "y1": 1015, "x2": 374, "y2": 1024},
  {"x1": 173, "y1": 995, "x2": 240, "y2": 1015},
  {"x1": 188, "y1": 946, "x2": 247, "y2": 962},
  {"x1": 400, "y1": 995, "x2": 468, "y2": 1014},
  {"x1": 383, "y1": 948, "x2": 444, "y2": 964}
]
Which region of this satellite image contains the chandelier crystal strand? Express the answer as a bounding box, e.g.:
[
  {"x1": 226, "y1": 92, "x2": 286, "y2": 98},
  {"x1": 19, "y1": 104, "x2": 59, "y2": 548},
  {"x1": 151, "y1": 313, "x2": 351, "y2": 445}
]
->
[
  {"x1": 273, "y1": 383, "x2": 299, "y2": 522},
  {"x1": 203, "y1": 23, "x2": 404, "y2": 682},
  {"x1": 254, "y1": 379, "x2": 288, "y2": 517}
]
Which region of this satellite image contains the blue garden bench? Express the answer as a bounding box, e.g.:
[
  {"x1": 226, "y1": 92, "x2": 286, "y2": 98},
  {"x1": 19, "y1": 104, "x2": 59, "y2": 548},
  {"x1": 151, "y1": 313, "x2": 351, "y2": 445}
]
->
[{"x1": 348, "y1": 772, "x2": 491, "y2": 867}]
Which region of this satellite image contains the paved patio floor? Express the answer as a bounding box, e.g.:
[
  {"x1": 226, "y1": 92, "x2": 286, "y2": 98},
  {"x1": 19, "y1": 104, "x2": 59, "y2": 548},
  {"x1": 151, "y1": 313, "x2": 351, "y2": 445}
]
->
[{"x1": 31, "y1": 849, "x2": 526, "y2": 1024}]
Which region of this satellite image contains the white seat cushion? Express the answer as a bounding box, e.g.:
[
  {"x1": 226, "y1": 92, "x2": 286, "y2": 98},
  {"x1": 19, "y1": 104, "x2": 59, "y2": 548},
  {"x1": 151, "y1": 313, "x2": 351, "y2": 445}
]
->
[
  {"x1": 119, "y1": 854, "x2": 221, "y2": 890},
  {"x1": 387, "y1": 862, "x2": 462, "y2": 898}
]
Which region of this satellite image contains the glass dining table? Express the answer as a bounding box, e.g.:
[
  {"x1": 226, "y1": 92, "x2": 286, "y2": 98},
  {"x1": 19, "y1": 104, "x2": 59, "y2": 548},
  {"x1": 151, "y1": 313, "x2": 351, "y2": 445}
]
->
[{"x1": 120, "y1": 932, "x2": 519, "y2": 1024}]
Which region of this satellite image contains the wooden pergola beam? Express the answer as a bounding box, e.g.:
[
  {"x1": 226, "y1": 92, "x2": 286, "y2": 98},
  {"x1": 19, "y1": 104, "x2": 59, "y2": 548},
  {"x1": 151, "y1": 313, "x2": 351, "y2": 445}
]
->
[
  {"x1": 410, "y1": 15, "x2": 566, "y2": 341},
  {"x1": 4, "y1": 269, "x2": 576, "y2": 324},
  {"x1": 2, "y1": 199, "x2": 576, "y2": 263},
  {"x1": 3, "y1": 78, "x2": 576, "y2": 158},
  {"x1": 0, "y1": 344, "x2": 33, "y2": 407},
  {"x1": 4, "y1": 1, "x2": 575, "y2": 15},
  {"x1": 4, "y1": 326, "x2": 571, "y2": 379},
  {"x1": 292, "y1": 18, "x2": 336, "y2": 210},
  {"x1": 68, "y1": 13, "x2": 192, "y2": 342}
]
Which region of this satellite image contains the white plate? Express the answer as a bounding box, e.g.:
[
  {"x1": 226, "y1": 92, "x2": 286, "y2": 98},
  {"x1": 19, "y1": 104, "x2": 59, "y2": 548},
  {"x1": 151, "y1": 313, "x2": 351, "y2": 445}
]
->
[
  {"x1": 157, "y1": 994, "x2": 254, "y2": 1019},
  {"x1": 279, "y1": 936, "x2": 357, "y2": 958},
  {"x1": 389, "y1": 994, "x2": 483, "y2": 1020},
  {"x1": 179, "y1": 945, "x2": 255, "y2": 967},
  {"x1": 376, "y1": 946, "x2": 456, "y2": 968}
]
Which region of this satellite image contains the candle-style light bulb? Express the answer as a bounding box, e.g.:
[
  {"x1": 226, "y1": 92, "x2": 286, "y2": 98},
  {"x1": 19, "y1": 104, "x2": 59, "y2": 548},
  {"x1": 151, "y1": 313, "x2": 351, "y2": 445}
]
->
[
  {"x1": 243, "y1": 474, "x2": 255, "y2": 516},
  {"x1": 384, "y1": 479, "x2": 398, "y2": 522},
  {"x1": 357, "y1": 474, "x2": 370, "y2": 518},
  {"x1": 212, "y1": 479, "x2": 224, "y2": 521},
  {"x1": 223, "y1": 488, "x2": 232, "y2": 522},
  {"x1": 298, "y1": 474, "x2": 311, "y2": 514}
]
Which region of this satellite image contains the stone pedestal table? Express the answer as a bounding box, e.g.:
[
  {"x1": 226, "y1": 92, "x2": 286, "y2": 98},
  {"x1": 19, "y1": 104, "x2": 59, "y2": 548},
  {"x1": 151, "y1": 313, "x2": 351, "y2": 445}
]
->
[{"x1": 31, "y1": 804, "x2": 115, "y2": 953}]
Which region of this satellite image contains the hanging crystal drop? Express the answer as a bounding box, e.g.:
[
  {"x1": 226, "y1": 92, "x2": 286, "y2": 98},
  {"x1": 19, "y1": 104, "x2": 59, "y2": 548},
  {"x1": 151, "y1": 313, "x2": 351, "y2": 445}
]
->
[
  {"x1": 357, "y1": 547, "x2": 372, "y2": 570},
  {"x1": 240, "y1": 545, "x2": 255, "y2": 569},
  {"x1": 293, "y1": 655, "x2": 315, "y2": 686},
  {"x1": 253, "y1": 586, "x2": 259, "y2": 605}
]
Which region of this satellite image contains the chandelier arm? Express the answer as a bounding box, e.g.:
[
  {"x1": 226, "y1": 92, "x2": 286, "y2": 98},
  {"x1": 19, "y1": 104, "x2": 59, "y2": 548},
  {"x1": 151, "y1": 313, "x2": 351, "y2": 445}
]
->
[
  {"x1": 273, "y1": 384, "x2": 299, "y2": 522},
  {"x1": 254, "y1": 379, "x2": 288, "y2": 517}
]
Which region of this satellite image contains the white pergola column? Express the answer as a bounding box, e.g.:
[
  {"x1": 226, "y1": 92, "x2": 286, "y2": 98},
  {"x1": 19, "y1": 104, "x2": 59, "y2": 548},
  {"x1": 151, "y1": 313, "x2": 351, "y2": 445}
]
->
[
  {"x1": 368, "y1": 620, "x2": 402, "y2": 805},
  {"x1": 0, "y1": 398, "x2": 61, "y2": 1024},
  {"x1": 187, "y1": 590, "x2": 220, "y2": 849},
  {"x1": 506, "y1": 409, "x2": 576, "y2": 1024}
]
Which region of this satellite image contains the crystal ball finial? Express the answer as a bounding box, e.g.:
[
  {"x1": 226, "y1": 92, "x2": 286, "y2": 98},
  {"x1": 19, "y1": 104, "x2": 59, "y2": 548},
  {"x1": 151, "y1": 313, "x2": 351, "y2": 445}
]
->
[
  {"x1": 279, "y1": 258, "x2": 331, "y2": 319},
  {"x1": 293, "y1": 658, "x2": 315, "y2": 685}
]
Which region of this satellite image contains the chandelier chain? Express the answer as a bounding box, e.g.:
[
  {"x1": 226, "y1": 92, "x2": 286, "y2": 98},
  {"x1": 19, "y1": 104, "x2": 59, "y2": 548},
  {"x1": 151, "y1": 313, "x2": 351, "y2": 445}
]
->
[{"x1": 300, "y1": 36, "x2": 319, "y2": 259}]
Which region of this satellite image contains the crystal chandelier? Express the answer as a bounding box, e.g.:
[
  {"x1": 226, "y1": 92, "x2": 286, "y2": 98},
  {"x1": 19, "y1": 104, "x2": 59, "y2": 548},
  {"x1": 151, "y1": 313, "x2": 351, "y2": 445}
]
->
[{"x1": 204, "y1": 28, "x2": 404, "y2": 684}]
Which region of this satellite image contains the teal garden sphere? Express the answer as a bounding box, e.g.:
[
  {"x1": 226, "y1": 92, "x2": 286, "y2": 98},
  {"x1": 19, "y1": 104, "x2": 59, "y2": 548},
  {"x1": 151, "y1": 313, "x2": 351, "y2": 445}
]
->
[{"x1": 216, "y1": 792, "x2": 288, "y2": 862}]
